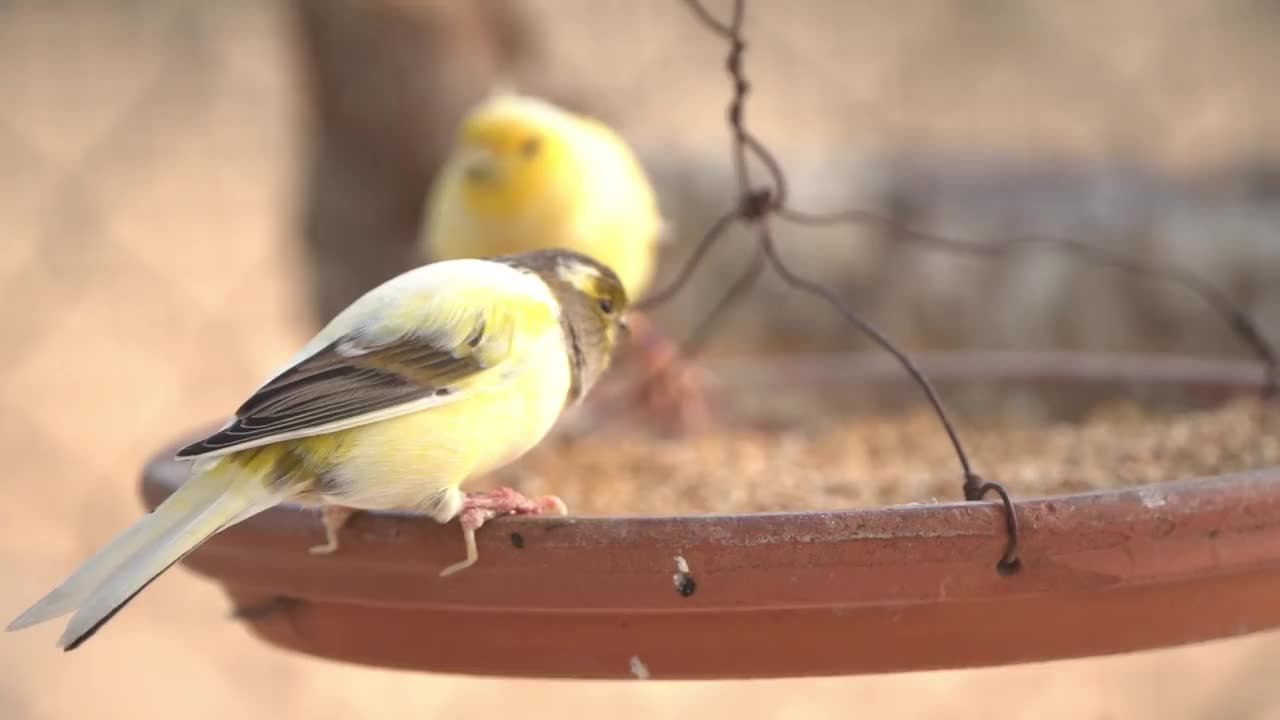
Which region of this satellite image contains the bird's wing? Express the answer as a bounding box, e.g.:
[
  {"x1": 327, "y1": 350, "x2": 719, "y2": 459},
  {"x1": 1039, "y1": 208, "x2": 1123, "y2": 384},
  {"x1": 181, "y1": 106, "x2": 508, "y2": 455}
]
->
[{"x1": 175, "y1": 308, "x2": 518, "y2": 459}]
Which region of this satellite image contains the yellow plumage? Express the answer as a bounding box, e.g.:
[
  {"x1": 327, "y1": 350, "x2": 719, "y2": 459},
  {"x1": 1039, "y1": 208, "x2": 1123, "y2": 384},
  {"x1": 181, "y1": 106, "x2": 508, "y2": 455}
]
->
[
  {"x1": 422, "y1": 92, "x2": 665, "y2": 301},
  {"x1": 8, "y1": 250, "x2": 629, "y2": 650},
  {"x1": 207, "y1": 258, "x2": 572, "y2": 517}
]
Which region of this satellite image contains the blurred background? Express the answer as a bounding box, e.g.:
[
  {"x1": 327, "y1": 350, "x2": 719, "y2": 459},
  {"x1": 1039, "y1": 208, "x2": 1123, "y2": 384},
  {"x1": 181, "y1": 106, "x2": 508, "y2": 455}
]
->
[{"x1": 3, "y1": 0, "x2": 1280, "y2": 717}]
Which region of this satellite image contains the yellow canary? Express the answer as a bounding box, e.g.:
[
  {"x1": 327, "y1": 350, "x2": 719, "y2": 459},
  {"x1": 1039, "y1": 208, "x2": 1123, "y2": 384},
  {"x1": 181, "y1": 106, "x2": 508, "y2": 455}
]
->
[
  {"x1": 8, "y1": 249, "x2": 629, "y2": 650},
  {"x1": 422, "y1": 92, "x2": 665, "y2": 301}
]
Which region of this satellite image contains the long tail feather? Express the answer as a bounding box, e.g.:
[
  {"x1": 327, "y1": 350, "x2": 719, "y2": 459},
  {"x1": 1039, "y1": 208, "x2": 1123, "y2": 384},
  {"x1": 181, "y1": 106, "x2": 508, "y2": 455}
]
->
[
  {"x1": 57, "y1": 475, "x2": 286, "y2": 650},
  {"x1": 7, "y1": 459, "x2": 289, "y2": 649},
  {"x1": 6, "y1": 469, "x2": 227, "y2": 631}
]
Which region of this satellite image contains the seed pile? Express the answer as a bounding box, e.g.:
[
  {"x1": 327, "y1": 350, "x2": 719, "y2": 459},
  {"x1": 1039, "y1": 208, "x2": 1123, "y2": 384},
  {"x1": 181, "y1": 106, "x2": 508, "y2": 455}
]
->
[{"x1": 494, "y1": 397, "x2": 1280, "y2": 516}]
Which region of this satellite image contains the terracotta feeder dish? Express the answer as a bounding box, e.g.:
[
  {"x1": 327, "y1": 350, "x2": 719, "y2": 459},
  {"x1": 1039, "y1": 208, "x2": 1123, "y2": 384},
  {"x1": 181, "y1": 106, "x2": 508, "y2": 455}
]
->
[{"x1": 140, "y1": 350, "x2": 1280, "y2": 679}]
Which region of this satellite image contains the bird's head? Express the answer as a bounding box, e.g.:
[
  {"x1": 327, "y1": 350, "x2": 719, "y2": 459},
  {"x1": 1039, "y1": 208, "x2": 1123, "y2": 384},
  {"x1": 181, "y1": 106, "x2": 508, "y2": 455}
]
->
[
  {"x1": 452, "y1": 93, "x2": 577, "y2": 216},
  {"x1": 503, "y1": 249, "x2": 630, "y2": 400}
]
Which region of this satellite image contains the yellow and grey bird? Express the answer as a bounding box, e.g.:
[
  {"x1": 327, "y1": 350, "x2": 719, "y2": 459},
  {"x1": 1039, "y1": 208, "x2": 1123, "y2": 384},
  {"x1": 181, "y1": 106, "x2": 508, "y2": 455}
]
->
[
  {"x1": 421, "y1": 91, "x2": 666, "y2": 301},
  {"x1": 7, "y1": 248, "x2": 629, "y2": 650}
]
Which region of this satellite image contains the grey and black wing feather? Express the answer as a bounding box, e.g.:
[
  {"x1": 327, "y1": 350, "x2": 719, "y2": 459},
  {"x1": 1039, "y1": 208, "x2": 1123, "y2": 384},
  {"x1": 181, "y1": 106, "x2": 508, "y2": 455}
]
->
[{"x1": 176, "y1": 321, "x2": 493, "y2": 459}]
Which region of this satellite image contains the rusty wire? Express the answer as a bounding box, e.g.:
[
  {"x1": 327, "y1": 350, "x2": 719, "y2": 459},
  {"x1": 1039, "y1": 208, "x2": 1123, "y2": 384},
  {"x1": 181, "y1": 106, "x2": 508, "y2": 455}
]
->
[
  {"x1": 681, "y1": 245, "x2": 767, "y2": 359},
  {"x1": 778, "y1": 207, "x2": 1280, "y2": 396},
  {"x1": 635, "y1": 0, "x2": 1220, "y2": 575},
  {"x1": 640, "y1": 0, "x2": 1280, "y2": 575},
  {"x1": 636, "y1": 0, "x2": 1026, "y2": 573}
]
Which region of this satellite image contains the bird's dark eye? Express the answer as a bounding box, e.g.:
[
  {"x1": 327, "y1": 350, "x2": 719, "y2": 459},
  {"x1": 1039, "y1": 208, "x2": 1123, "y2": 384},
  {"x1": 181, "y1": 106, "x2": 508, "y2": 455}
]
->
[
  {"x1": 520, "y1": 137, "x2": 542, "y2": 158},
  {"x1": 598, "y1": 297, "x2": 614, "y2": 314}
]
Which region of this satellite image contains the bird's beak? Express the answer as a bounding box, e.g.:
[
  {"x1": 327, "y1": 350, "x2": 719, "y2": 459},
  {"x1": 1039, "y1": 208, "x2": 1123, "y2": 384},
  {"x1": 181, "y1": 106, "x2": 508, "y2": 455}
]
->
[
  {"x1": 460, "y1": 146, "x2": 499, "y2": 183},
  {"x1": 617, "y1": 315, "x2": 631, "y2": 336}
]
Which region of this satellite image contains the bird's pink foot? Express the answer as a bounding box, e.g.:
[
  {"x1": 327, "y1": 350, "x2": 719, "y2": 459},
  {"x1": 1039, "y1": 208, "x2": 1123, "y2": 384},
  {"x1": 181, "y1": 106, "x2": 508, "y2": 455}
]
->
[
  {"x1": 439, "y1": 487, "x2": 568, "y2": 577},
  {"x1": 308, "y1": 504, "x2": 358, "y2": 555}
]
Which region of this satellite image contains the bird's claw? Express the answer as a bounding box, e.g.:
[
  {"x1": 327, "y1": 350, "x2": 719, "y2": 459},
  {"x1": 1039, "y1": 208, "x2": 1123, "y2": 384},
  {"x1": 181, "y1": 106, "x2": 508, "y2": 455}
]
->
[
  {"x1": 308, "y1": 504, "x2": 357, "y2": 555},
  {"x1": 439, "y1": 487, "x2": 568, "y2": 577}
]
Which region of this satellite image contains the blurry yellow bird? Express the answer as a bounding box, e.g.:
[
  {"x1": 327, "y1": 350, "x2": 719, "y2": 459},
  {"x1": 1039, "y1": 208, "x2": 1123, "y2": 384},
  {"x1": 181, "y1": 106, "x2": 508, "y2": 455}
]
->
[
  {"x1": 7, "y1": 248, "x2": 629, "y2": 650},
  {"x1": 422, "y1": 92, "x2": 713, "y2": 429},
  {"x1": 422, "y1": 91, "x2": 665, "y2": 301}
]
